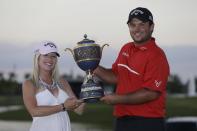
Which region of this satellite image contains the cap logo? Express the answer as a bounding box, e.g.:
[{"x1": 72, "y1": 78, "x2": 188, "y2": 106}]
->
[
  {"x1": 130, "y1": 9, "x2": 144, "y2": 16},
  {"x1": 149, "y1": 16, "x2": 153, "y2": 21},
  {"x1": 44, "y1": 42, "x2": 57, "y2": 48}
]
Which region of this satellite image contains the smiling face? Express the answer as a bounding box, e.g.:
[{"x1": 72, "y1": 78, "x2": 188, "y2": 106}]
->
[
  {"x1": 38, "y1": 52, "x2": 58, "y2": 72},
  {"x1": 128, "y1": 18, "x2": 154, "y2": 45}
]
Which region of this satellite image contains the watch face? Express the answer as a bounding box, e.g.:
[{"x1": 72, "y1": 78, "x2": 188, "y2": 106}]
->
[{"x1": 62, "y1": 103, "x2": 66, "y2": 111}]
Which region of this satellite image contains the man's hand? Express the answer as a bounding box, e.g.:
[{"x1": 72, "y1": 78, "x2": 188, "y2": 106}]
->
[{"x1": 100, "y1": 94, "x2": 117, "y2": 105}]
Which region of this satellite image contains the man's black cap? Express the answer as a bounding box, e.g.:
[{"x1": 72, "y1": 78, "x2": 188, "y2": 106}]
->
[{"x1": 127, "y1": 7, "x2": 153, "y2": 24}]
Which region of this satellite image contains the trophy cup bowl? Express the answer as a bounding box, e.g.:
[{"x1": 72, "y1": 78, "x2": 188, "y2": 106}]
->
[{"x1": 65, "y1": 34, "x2": 109, "y2": 103}]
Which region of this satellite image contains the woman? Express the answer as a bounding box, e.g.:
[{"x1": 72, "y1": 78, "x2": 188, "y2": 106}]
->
[{"x1": 22, "y1": 41, "x2": 85, "y2": 131}]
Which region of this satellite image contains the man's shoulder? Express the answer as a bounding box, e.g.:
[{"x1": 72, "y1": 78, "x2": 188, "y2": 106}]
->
[
  {"x1": 121, "y1": 42, "x2": 133, "y2": 50},
  {"x1": 124, "y1": 42, "x2": 133, "y2": 46},
  {"x1": 148, "y1": 44, "x2": 168, "y2": 62},
  {"x1": 152, "y1": 44, "x2": 166, "y2": 56}
]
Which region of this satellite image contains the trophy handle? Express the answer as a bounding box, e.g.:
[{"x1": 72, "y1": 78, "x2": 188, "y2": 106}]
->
[
  {"x1": 100, "y1": 44, "x2": 109, "y2": 56},
  {"x1": 64, "y1": 48, "x2": 75, "y2": 59}
]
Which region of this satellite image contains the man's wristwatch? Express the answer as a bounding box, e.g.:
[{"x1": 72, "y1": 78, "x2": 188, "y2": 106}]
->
[{"x1": 61, "y1": 103, "x2": 66, "y2": 111}]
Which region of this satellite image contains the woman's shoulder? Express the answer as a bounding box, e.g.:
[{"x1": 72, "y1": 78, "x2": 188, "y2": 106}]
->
[{"x1": 22, "y1": 79, "x2": 35, "y2": 89}]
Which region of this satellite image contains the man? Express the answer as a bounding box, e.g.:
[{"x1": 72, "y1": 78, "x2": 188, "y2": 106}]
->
[{"x1": 94, "y1": 7, "x2": 170, "y2": 131}]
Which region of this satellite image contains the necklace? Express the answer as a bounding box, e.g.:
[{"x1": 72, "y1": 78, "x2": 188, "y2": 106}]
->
[{"x1": 39, "y1": 78, "x2": 57, "y2": 90}]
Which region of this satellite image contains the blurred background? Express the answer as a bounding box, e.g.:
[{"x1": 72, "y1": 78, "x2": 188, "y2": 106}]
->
[{"x1": 0, "y1": 0, "x2": 197, "y2": 131}]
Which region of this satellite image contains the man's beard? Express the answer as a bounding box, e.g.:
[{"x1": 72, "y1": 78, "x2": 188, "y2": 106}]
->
[{"x1": 132, "y1": 33, "x2": 152, "y2": 44}]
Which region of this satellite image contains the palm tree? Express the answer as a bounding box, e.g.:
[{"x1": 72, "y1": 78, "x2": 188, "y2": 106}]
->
[
  {"x1": 0, "y1": 72, "x2": 4, "y2": 80},
  {"x1": 8, "y1": 72, "x2": 17, "y2": 82},
  {"x1": 24, "y1": 73, "x2": 31, "y2": 80}
]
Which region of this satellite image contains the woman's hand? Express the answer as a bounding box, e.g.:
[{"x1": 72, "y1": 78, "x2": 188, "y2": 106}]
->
[
  {"x1": 64, "y1": 97, "x2": 83, "y2": 111},
  {"x1": 74, "y1": 102, "x2": 86, "y2": 115}
]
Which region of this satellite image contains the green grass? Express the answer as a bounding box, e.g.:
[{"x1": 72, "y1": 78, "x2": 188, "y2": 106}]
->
[
  {"x1": 69, "y1": 103, "x2": 113, "y2": 129},
  {"x1": 166, "y1": 96, "x2": 197, "y2": 117},
  {"x1": 1, "y1": 96, "x2": 197, "y2": 129},
  {"x1": 0, "y1": 106, "x2": 31, "y2": 121},
  {"x1": 0, "y1": 95, "x2": 23, "y2": 106},
  {"x1": 0, "y1": 102, "x2": 113, "y2": 129}
]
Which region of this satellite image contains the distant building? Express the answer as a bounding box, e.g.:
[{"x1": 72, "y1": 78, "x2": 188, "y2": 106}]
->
[{"x1": 187, "y1": 75, "x2": 196, "y2": 97}]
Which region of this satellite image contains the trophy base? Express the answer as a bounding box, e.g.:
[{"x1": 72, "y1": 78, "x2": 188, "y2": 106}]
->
[
  {"x1": 79, "y1": 80, "x2": 104, "y2": 103},
  {"x1": 83, "y1": 98, "x2": 100, "y2": 103}
]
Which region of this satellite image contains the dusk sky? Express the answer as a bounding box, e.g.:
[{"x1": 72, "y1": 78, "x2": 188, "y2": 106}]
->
[{"x1": 0, "y1": 0, "x2": 197, "y2": 82}]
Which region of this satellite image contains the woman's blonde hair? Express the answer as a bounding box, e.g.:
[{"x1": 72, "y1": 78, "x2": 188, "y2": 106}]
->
[{"x1": 31, "y1": 53, "x2": 60, "y2": 88}]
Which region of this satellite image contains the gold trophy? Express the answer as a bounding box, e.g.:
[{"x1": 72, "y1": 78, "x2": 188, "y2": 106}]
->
[{"x1": 65, "y1": 34, "x2": 109, "y2": 103}]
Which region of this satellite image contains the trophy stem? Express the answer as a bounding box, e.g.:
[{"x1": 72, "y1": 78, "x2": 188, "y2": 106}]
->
[
  {"x1": 87, "y1": 70, "x2": 92, "y2": 80},
  {"x1": 83, "y1": 70, "x2": 93, "y2": 84}
]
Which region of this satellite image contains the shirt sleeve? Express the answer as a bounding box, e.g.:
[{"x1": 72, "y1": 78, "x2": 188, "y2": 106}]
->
[
  {"x1": 142, "y1": 54, "x2": 169, "y2": 92},
  {"x1": 112, "y1": 59, "x2": 118, "y2": 74},
  {"x1": 112, "y1": 46, "x2": 125, "y2": 75}
]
